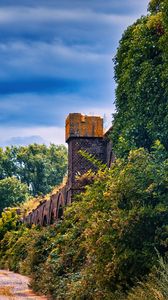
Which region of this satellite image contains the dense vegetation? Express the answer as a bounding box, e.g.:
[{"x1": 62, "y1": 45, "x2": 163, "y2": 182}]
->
[
  {"x1": 0, "y1": 146, "x2": 168, "y2": 299},
  {"x1": 0, "y1": 0, "x2": 168, "y2": 299},
  {"x1": 0, "y1": 144, "x2": 67, "y2": 214},
  {"x1": 112, "y1": 0, "x2": 168, "y2": 157}
]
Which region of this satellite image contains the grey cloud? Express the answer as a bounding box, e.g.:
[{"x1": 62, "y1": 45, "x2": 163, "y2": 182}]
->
[
  {"x1": 0, "y1": 7, "x2": 141, "y2": 25},
  {"x1": 0, "y1": 0, "x2": 148, "y2": 14},
  {"x1": 0, "y1": 6, "x2": 141, "y2": 50},
  {"x1": 0, "y1": 91, "x2": 114, "y2": 127},
  {"x1": 2, "y1": 135, "x2": 47, "y2": 147},
  {"x1": 0, "y1": 41, "x2": 113, "y2": 81}
]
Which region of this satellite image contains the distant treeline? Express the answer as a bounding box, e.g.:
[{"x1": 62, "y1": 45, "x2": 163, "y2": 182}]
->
[{"x1": 0, "y1": 144, "x2": 67, "y2": 213}]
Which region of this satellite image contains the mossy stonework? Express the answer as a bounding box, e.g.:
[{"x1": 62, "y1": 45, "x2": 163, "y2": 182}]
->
[{"x1": 24, "y1": 113, "x2": 113, "y2": 226}]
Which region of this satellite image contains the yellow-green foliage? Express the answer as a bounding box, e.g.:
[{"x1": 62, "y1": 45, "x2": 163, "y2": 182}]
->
[
  {"x1": 146, "y1": 12, "x2": 163, "y2": 30},
  {"x1": 0, "y1": 208, "x2": 20, "y2": 240},
  {"x1": 0, "y1": 147, "x2": 168, "y2": 299}
]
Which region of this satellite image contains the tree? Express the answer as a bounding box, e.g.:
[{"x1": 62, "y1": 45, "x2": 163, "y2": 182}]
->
[
  {"x1": 111, "y1": 0, "x2": 167, "y2": 157},
  {"x1": 0, "y1": 177, "x2": 29, "y2": 214},
  {"x1": 16, "y1": 144, "x2": 67, "y2": 195},
  {"x1": 0, "y1": 144, "x2": 67, "y2": 196}
]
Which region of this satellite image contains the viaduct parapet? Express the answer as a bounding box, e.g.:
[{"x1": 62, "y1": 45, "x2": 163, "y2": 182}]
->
[{"x1": 24, "y1": 113, "x2": 113, "y2": 226}]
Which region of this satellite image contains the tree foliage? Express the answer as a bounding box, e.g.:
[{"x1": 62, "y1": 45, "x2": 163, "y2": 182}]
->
[
  {"x1": 0, "y1": 144, "x2": 67, "y2": 196},
  {"x1": 0, "y1": 177, "x2": 29, "y2": 214},
  {"x1": 111, "y1": 0, "x2": 168, "y2": 157},
  {"x1": 0, "y1": 208, "x2": 20, "y2": 240}
]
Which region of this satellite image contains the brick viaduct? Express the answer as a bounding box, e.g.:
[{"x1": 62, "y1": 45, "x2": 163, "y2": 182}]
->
[{"x1": 24, "y1": 113, "x2": 113, "y2": 226}]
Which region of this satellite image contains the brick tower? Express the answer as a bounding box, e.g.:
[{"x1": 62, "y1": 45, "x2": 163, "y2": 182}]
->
[{"x1": 65, "y1": 113, "x2": 107, "y2": 199}]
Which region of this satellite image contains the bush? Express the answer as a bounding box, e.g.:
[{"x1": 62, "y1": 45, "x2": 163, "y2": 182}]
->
[{"x1": 0, "y1": 208, "x2": 20, "y2": 240}]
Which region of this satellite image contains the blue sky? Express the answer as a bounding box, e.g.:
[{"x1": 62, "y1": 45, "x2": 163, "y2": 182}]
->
[{"x1": 0, "y1": 0, "x2": 149, "y2": 146}]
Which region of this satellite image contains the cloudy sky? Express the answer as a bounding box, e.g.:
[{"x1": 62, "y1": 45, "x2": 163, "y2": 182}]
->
[{"x1": 0, "y1": 0, "x2": 149, "y2": 146}]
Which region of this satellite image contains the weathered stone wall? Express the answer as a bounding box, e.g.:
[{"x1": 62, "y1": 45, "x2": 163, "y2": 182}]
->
[
  {"x1": 23, "y1": 113, "x2": 113, "y2": 226},
  {"x1": 65, "y1": 113, "x2": 103, "y2": 141}
]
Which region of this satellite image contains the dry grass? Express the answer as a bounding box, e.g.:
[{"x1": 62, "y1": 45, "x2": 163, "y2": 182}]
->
[
  {"x1": 0, "y1": 286, "x2": 14, "y2": 296},
  {"x1": 0, "y1": 271, "x2": 9, "y2": 276}
]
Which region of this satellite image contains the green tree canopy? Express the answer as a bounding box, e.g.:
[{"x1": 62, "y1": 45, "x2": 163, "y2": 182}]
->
[
  {"x1": 0, "y1": 177, "x2": 29, "y2": 214},
  {"x1": 0, "y1": 144, "x2": 67, "y2": 196},
  {"x1": 111, "y1": 0, "x2": 168, "y2": 157}
]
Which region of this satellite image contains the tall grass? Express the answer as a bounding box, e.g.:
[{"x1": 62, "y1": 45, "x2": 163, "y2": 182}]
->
[{"x1": 126, "y1": 257, "x2": 168, "y2": 300}]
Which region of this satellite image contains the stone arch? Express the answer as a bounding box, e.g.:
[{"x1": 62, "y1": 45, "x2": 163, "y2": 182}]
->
[
  {"x1": 29, "y1": 213, "x2": 32, "y2": 225},
  {"x1": 57, "y1": 193, "x2": 64, "y2": 220},
  {"x1": 50, "y1": 209, "x2": 55, "y2": 224},
  {"x1": 34, "y1": 210, "x2": 39, "y2": 225},
  {"x1": 58, "y1": 205, "x2": 63, "y2": 219},
  {"x1": 41, "y1": 203, "x2": 48, "y2": 226},
  {"x1": 35, "y1": 211, "x2": 40, "y2": 225},
  {"x1": 42, "y1": 215, "x2": 47, "y2": 226},
  {"x1": 49, "y1": 196, "x2": 57, "y2": 225}
]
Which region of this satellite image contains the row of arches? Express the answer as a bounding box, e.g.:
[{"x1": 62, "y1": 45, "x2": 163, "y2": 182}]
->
[{"x1": 24, "y1": 186, "x2": 71, "y2": 226}]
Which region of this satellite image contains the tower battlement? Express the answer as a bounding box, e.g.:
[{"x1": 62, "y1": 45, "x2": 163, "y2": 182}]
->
[{"x1": 65, "y1": 113, "x2": 103, "y2": 142}]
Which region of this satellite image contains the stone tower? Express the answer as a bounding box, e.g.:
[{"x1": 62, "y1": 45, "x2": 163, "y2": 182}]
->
[
  {"x1": 23, "y1": 113, "x2": 114, "y2": 226},
  {"x1": 65, "y1": 113, "x2": 107, "y2": 199}
]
